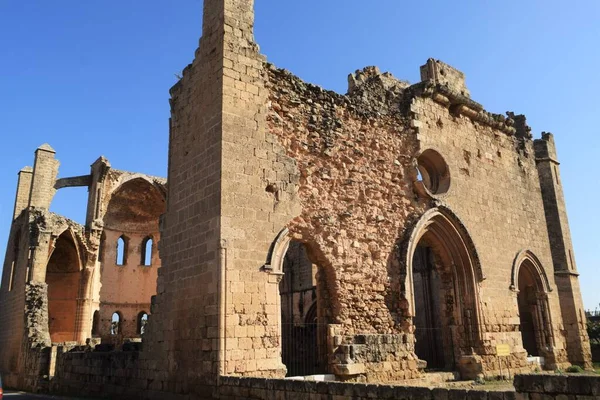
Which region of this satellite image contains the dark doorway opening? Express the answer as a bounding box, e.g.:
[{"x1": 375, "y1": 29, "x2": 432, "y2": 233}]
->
[
  {"x1": 412, "y1": 245, "x2": 445, "y2": 369},
  {"x1": 517, "y1": 260, "x2": 551, "y2": 357},
  {"x1": 279, "y1": 240, "x2": 327, "y2": 377}
]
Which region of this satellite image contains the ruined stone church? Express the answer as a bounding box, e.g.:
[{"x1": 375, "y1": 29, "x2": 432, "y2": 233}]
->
[{"x1": 0, "y1": 0, "x2": 591, "y2": 398}]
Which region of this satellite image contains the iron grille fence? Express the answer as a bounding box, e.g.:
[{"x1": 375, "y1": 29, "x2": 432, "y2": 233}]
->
[{"x1": 281, "y1": 322, "x2": 328, "y2": 377}]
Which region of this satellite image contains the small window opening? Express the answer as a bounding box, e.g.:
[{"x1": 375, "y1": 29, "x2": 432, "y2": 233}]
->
[
  {"x1": 110, "y1": 312, "x2": 121, "y2": 335},
  {"x1": 91, "y1": 310, "x2": 100, "y2": 336},
  {"x1": 116, "y1": 236, "x2": 127, "y2": 266},
  {"x1": 141, "y1": 237, "x2": 153, "y2": 266},
  {"x1": 137, "y1": 311, "x2": 148, "y2": 335},
  {"x1": 416, "y1": 149, "x2": 451, "y2": 195},
  {"x1": 554, "y1": 165, "x2": 560, "y2": 185}
]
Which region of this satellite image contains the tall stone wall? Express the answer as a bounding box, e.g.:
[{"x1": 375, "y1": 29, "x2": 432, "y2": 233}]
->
[
  {"x1": 410, "y1": 87, "x2": 568, "y2": 370},
  {"x1": 0, "y1": 0, "x2": 592, "y2": 397},
  {"x1": 0, "y1": 216, "x2": 36, "y2": 388},
  {"x1": 135, "y1": 0, "x2": 258, "y2": 390}
]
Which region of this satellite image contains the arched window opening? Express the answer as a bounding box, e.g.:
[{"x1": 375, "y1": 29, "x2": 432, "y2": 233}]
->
[
  {"x1": 412, "y1": 245, "x2": 445, "y2": 370},
  {"x1": 110, "y1": 312, "x2": 121, "y2": 335},
  {"x1": 91, "y1": 310, "x2": 100, "y2": 337},
  {"x1": 279, "y1": 240, "x2": 327, "y2": 377},
  {"x1": 141, "y1": 237, "x2": 153, "y2": 266},
  {"x1": 116, "y1": 236, "x2": 127, "y2": 266},
  {"x1": 137, "y1": 311, "x2": 148, "y2": 335}
]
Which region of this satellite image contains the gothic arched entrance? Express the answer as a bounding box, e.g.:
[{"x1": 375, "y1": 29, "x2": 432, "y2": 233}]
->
[
  {"x1": 511, "y1": 251, "x2": 554, "y2": 359},
  {"x1": 405, "y1": 208, "x2": 484, "y2": 373}
]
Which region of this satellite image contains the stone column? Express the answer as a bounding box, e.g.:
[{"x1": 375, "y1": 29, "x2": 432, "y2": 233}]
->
[
  {"x1": 28, "y1": 144, "x2": 59, "y2": 210},
  {"x1": 13, "y1": 167, "x2": 33, "y2": 220}
]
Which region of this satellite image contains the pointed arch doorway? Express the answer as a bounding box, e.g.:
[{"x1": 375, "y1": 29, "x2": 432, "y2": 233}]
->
[
  {"x1": 511, "y1": 251, "x2": 555, "y2": 361},
  {"x1": 405, "y1": 208, "x2": 484, "y2": 373}
]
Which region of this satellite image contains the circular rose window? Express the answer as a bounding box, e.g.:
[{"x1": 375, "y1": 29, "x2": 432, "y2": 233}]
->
[{"x1": 417, "y1": 149, "x2": 450, "y2": 195}]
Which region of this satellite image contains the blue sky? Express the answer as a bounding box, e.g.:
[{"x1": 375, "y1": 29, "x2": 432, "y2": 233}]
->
[{"x1": 1, "y1": 1, "x2": 599, "y2": 307}]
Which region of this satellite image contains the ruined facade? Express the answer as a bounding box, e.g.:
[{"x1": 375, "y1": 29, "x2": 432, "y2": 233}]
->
[
  {"x1": 0, "y1": 0, "x2": 592, "y2": 398},
  {"x1": 0, "y1": 147, "x2": 166, "y2": 387}
]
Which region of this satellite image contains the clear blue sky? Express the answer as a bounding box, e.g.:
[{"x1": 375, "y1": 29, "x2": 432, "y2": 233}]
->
[{"x1": 1, "y1": 1, "x2": 599, "y2": 307}]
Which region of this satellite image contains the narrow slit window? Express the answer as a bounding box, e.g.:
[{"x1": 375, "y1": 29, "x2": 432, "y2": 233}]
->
[
  {"x1": 8, "y1": 262, "x2": 15, "y2": 292},
  {"x1": 94, "y1": 188, "x2": 102, "y2": 218},
  {"x1": 141, "y1": 237, "x2": 153, "y2": 266},
  {"x1": 568, "y1": 249, "x2": 574, "y2": 270},
  {"x1": 9, "y1": 233, "x2": 20, "y2": 292},
  {"x1": 116, "y1": 236, "x2": 127, "y2": 266}
]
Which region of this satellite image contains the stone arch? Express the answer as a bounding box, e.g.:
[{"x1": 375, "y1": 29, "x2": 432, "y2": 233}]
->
[
  {"x1": 512, "y1": 250, "x2": 556, "y2": 360},
  {"x1": 266, "y1": 228, "x2": 334, "y2": 376},
  {"x1": 103, "y1": 177, "x2": 166, "y2": 233},
  {"x1": 263, "y1": 227, "x2": 291, "y2": 273},
  {"x1": 403, "y1": 206, "x2": 484, "y2": 316},
  {"x1": 47, "y1": 227, "x2": 85, "y2": 272},
  {"x1": 402, "y1": 206, "x2": 484, "y2": 373},
  {"x1": 45, "y1": 228, "x2": 85, "y2": 342},
  {"x1": 510, "y1": 250, "x2": 552, "y2": 293}
]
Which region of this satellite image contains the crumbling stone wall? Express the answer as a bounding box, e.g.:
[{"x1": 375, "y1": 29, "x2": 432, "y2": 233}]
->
[
  {"x1": 0, "y1": 0, "x2": 592, "y2": 396},
  {"x1": 0, "y1": 146, "x2": 167, "y2": 390},
  {"x1": 265, "y1": 65, "x2": 425, "y2": 381},
  {"x1": 263, "y1": 53, "x2": 589, "y2": 379},
  {"x1": 96, "y1": 171, "x2": 165, "y2": 340}
]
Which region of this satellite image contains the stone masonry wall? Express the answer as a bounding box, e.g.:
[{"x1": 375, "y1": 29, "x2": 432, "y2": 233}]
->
[
  {"x1": 410, "y1": 90, "x2": 568, "y2": 370},
  {"x1": 131, "y1": 0, "x2": 238, "y2": 391},
  {"x1": 0, "y1": 216, "x2": 35, "y2": 388},
  {"x1": 48, "y1": 365, "x2": 600, "y2": 400},
  {"x1": 265, "y1": 65, "x2": 425, "y2": 381}
]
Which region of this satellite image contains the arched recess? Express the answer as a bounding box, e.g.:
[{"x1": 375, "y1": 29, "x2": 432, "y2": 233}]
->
[
  {"x1": 45, "y1": 229, "x2": 84, "y2": 342},
  {"x1": 100, "y1": 177, "x2": 165, "y2": 339},
  {"x1": 510, "y1": 250, "x2": 552, "y2": 293},
  {"x1": 511, "y1": 250, "x2": 555, "y2": 357},
  {"x1": 104, "y1": 177, "x2": 166, "y2": 233},
  {"x1": 266, "y1": 228, "x2": 333, "y2": 377},
  {"x1": 402, "y1": 207, "x2": 484, "y2": 371},
  {"x1": 91, "y1": 310, "x2": 100, "y2": 337}
]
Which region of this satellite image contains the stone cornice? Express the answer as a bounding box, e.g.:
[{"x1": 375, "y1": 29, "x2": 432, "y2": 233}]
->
[{"x1": 412, "y1": 82, "x2": 519, "y2": 136}]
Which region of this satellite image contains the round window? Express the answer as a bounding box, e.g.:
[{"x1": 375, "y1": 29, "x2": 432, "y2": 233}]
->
[{"x1": 417, "y1": 149, "x2": 450, "y2": 195}]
